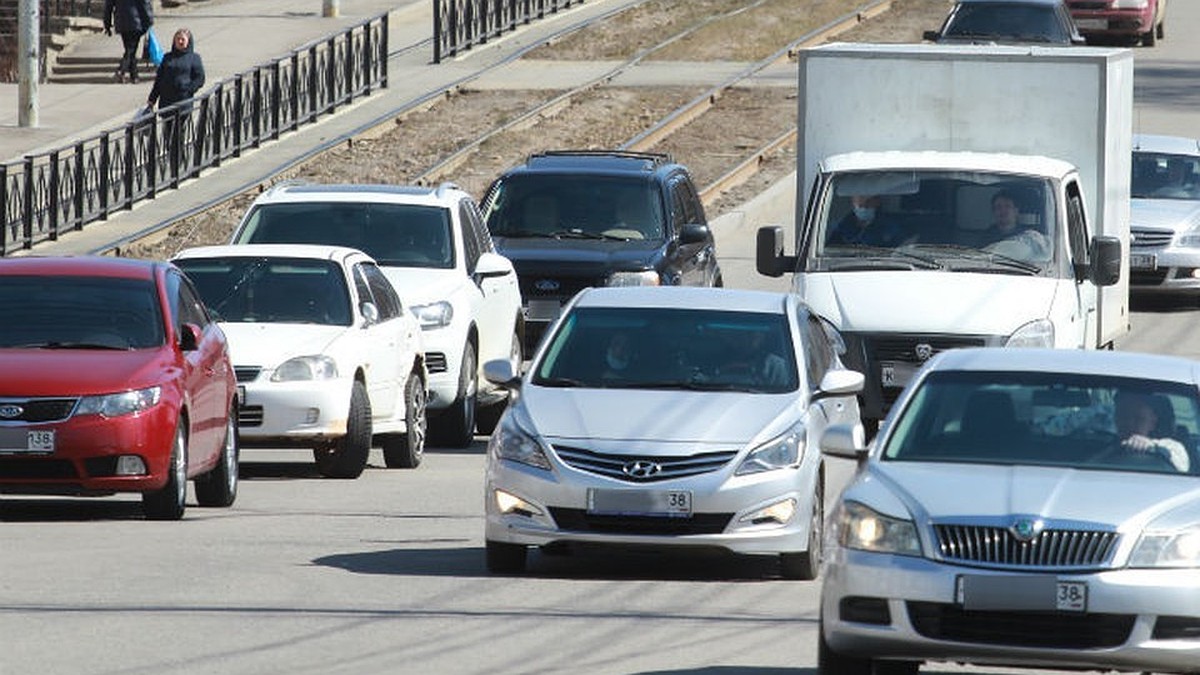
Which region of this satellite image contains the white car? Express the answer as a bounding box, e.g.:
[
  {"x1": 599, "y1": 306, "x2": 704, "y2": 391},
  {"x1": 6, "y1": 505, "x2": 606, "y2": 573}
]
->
[
  {"x1": 227, "y1": 182, "x2": 524, "y2": 447},
  {"x1": 481, "y1": 286, "x2": 865, "y2": 577},
  {"x1": 173, "y1": 244, "x2": 428, "y2": 478},
  {"x1": 1129, "y1": 133, "x2": 1200, "y2": 294}
]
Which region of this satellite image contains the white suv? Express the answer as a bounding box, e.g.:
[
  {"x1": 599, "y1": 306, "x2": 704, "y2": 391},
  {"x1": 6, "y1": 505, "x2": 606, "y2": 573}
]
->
[{"x1": 228, "y1": 182, "x2": 524, "y2": 447}]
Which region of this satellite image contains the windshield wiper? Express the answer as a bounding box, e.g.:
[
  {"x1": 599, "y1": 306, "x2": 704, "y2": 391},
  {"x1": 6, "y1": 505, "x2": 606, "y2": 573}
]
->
[
  {"x1": 905, "y1": 244, "x2": 1042, "y2": 275},
  {"x1": 547, "y1": 230, "x2": 630, "y2": 241},
  {"x1": 823, "y1": 245, "x2": 943, "y2": 270},
  {"x1": 534, "y1": 377, "x2": 584, "y2": 388},
  {"x1": 16, "y1": 341, "x2": 129, "y2": 350}
]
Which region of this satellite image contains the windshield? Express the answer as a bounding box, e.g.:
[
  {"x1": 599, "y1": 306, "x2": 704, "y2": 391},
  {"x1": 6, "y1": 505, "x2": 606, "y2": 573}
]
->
[
  {"x1": 235, "y1": 202, "x2": 454, "y2": 269},
  {"x1": 483, "y1": 175, "x2": 665, "y2": 242},
  {"x1": 0, "y1": 276, "x2": 164, "y2": 349},
  {"x1": 1132, "y1": 151, "x2": 1200, "y2": 200},
  {"x1": 942, "y1": 3, "x2": 1070, "y2": 43},
  {"x1": 176, "y1": 257, "x2": 353, "y2": 326},
  {"x1": 882, "y1": 370, "x2": 1200, "y2": 476},
  {"x1": 532, "y1": 307, "x2": 798, "y2": 393},
  {"x1": 809, "y1": 171, "x2": 1058, "y2": 275}
]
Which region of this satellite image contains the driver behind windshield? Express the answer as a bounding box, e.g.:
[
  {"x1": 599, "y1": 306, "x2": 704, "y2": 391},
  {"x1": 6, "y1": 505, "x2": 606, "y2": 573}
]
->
[{"x1": 826, "y1": 194, "x2": 909, "y2": 247}]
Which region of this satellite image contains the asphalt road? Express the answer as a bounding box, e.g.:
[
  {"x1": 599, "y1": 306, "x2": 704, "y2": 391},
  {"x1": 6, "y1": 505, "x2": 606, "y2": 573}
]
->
[{"x1": 2, "y1": 5, "x2": 1199, "y2": 675}]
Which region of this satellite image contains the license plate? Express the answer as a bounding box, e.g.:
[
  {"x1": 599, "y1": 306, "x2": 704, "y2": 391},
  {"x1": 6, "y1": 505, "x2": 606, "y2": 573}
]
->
[
  {"x1": 0, "y1": 428, "x2": 55, "y2": 454},
  {"x1": 526, "y1": 299, "x2": 561, "y2": 321},
  {"x1": 880, "y1": 361, "x2": 916, "y2": 388},
  {"x1": 587, "y1": 488, "x2": 692, "y2": 518},
  {"x1": 1074, "y1": 18, "x2": 1107, "y2": 30},
  {"x1": 1130, "y1": 253, "x2": 1157, "y2": 270},
  {"x1": 956, "y1": 575, "x2": 1087, "y2": 612}
]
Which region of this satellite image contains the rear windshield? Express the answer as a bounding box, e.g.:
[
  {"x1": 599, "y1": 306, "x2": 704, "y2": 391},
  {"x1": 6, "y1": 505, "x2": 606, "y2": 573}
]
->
[{"x1": 0, "y1": 276, "x2": 164, "y2": 350}]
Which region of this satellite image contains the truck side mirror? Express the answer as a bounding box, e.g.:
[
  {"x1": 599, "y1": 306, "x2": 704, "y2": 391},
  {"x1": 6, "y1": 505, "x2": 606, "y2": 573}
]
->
[
  {"x1": 756, "y1": 226, "x2": 796, "y2": 278},
  {"x1": 1088, "y1": 236, "x2": 1121, "y2": 287}
]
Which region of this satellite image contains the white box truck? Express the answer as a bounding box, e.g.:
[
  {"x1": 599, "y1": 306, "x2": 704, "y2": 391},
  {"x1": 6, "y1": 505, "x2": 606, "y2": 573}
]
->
[{"x1": 757, "y1": 43, "x2": 1132, "y2": 432}]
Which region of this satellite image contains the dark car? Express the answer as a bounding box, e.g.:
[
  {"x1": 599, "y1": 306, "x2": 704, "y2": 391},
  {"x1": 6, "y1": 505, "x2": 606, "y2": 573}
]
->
[
  {"x1": 924, "y1": 0, "x2": 1086, "y2": 45},
  {"x1": 481, "y1": 150, "x2": 723, "y2": 353}
]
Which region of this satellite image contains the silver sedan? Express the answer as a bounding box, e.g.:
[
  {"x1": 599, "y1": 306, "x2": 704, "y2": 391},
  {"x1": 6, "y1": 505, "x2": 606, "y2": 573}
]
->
[{"x1": 1129, "y1": 133, "x2": 1200, "y2": 294}]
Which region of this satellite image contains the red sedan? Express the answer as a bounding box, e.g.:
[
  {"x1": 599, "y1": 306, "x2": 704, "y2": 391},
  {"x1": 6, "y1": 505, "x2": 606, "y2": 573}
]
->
[{"x1": 0, "y1": 256, "x2": 238, "y2": 519}]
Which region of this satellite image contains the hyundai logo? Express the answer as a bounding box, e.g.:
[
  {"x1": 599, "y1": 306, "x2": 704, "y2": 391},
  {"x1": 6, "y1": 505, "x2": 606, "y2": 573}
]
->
[
  {"x1": 622, "y1": 460, "x2": 662, "y2": 479},
  {"x1": 534, "y1": 279, "x2": 560, "y2": 292},
  {"x1": 0, "y1": 404, "x2": 23, "y2": 419},
  {"x1": 914, "y1": 343, "x2": 934, "y2": 362},
  {"x1": 1009, "y1": 517, "x2": 1044, "y2": 542}
]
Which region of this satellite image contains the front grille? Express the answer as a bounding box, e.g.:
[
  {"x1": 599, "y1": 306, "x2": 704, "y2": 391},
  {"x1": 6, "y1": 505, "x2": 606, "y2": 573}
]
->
[
  {"x1": 518, "y1": 275, "x2": 605, "y2": 300},
  {"x1": 554, "y1": 446, "x2": 737, "y2": 483},
  {"x1": 234, "y1": 367, "x2": 261, "y2": 383},
  {"x1": 548, "y1": 507, "x2": 732, "y2": 535},
  {"x1": 1130, "y1": 228, "x2": 1173, "y2": 249},
  {"x1": 1153, "y1": 616, "x2": 1200, "y2": 640},
  {"x1": 934, "y1": 524, "x2": 1118, "y2": 569},
  {"x1": 239, "y1": 405, "x2": 264, "y2": 427},
  {"x1": 0, "y1": 458, "x2": 79, "y2": 479},
  {"x1": 1130, "y1": 269, "x2": 1169, "y2": 286},
  {"x1": 425, "y1": 352, "x2": 447, "y2": 374},
  {"x1": 0, "y1": 398, "x2": 77, "y2": 423},
  {"x1": 907, "y1": 602, "x2": 1134, "y2": 649},
  {"x1": 870, "y1": 335, "x2": 986, "y2": 363}
]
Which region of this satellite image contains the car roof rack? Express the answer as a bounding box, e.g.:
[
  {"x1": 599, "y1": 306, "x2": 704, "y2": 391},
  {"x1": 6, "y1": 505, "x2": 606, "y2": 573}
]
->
[
  {"x1": 528, "y1": 149, "x2": 674, "y2": 166},
  {"x1": 434, "y1": 181, "x2": 463, "y2": 198},
  {"x1": 261, "y1": 178, "x2": 313, "y2": 196}
]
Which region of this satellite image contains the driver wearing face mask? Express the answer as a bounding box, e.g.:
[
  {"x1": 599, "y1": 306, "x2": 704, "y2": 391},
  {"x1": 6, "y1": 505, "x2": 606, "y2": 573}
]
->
[
  {"x1": 827, "y1": 194, "x2": 908, "y2": 247},
  {"x1": 601, "y1": 332, "x2": 633, "y2": 380}
]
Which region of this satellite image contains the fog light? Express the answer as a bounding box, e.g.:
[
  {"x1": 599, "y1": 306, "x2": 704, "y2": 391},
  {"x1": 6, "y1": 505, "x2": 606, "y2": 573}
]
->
[
  {"x1": 741, "y1": 498, "x2": 796, "y2": 525},
  {"x1": 305, "y1": 408, "x2": 320, "y2": 424},
  {"x1": 115, "y1": 455, "x2": 147, "y2": 476},
  {"x1": 495, "y1": 489, "x2": 541, "y2": 517}
]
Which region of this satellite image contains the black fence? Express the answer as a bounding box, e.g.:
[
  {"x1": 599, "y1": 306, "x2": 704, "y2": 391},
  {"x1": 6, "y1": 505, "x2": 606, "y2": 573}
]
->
[
  {"x1": 433, "y1": 0, "x2": 585, "y2": 63},
  {"x1": 1, "y1": 13, "x2": 388, "y2": 256}
]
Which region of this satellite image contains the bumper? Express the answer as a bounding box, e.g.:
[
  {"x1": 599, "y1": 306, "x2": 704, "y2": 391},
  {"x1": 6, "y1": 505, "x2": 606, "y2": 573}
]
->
[
  {"x1": 238, "y1": 378, "x2": 352, "y2": 442},
  {"x1": 821, "y1": 547, "x2": 1200, "y2": 672},
  {"x1": 418, "y1": 327, "x2": 466, "y2": 411},
  {"x1": 1130, "y1": 247, "x2": 1200, "y2": 293},
  {"x1": 1071, "y1": 8, "x2": 1156, "y2": 36}
]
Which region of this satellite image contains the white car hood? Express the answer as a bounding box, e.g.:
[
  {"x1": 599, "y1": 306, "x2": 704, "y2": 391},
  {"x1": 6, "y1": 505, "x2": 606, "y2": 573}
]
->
[
  {"x1": 220, "y1": 323, "x2": 347, "y2": 368},
  {"x1": 803, "y1": 272, "x2": 1056, "y2": 335},
  {"x1": 855, "y1": 462, "x2": 1200, "y2": 528},
  {"x1": 522, "y1": 386, "x2": 796, "y2": 449},
  {"x1": 380, "y1": 267, "x2": 460, "y2": 306},
  {"x1": 1131, "y1": 198, "x2": 1200, "y2": 233}
]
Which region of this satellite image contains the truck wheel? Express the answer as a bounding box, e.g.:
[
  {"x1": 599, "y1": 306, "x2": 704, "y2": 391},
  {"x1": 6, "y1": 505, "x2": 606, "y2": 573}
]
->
[
  {"x1": 432, "y1": 341, "x2": 477, "y2": 448},
  {"x1": 476, "y1": 331, "x2": 521, "y2": 436},
  {"x1": 195, "y1": 406, "x2": 239, "y2": 507},
  {"x1": 144, "y1": 422, "x2": 188, "y2": 521},
  {"x1": 383, "y1": 372, "x2": 427, "y2": 469},
  {"x1": 486, "y1": 540, "x2": 527, "y2": 574},
  {"x1": 314, "y1": 381, "x2": 372, "y2": 479}
]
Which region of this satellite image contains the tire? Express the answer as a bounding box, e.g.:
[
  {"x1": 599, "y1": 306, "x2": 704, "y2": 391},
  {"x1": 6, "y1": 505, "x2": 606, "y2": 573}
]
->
[
  {"x1": 476, "y1": 331, "x2": 521, "y2": 437},
  {"x1": 432, "y1": 340, "x2": 477, "y2": 448},
  {"x1": 486, "y1": 539, "x2": 527, "y2": 574},
  {"x1": 1143, "y1": 25, "x2": 1157, "y2": 46},
  {"x1": 314, "y1": 380, "x2": 372, "y2": 479},
  {"x1": 194, "y1": 405, "x2": 239, "y2": 507},
  {"x1": 781, "y1": 466, "x2": 824, "y2": 580},
  {"x1": 817, "y1": 619, "x2": 873, "y2": 675},
  {"x1": 1156, "y1": 17, "x2": 1164, "y2": 40},
  {"x1": 383, "y1": 372, "x2": 427, "y2": 469},
  {"x1": 144, "y1": 421, "x2": 188, "y2": 521},
  {"x1": 875, "y1": 660, "x2": 920, "y2": 675}
]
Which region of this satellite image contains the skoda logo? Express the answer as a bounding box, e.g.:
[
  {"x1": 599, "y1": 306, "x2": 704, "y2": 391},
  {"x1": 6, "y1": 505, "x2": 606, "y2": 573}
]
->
[
  {"x1": 1010, "y1": 517, "x2": 1044, "y2": 542},
  {"x1": 914, "y1": 343, "x2": 934, "y2": 362},
  {"x1": 0, "y1": 404, "x2": 23, "y2": 419},
  {"x1": 534, "y1": 279, "x2": 560, "y2": 292},
  {"x1": 622, "y1": 460, "x2": 662, "y2": 479}
]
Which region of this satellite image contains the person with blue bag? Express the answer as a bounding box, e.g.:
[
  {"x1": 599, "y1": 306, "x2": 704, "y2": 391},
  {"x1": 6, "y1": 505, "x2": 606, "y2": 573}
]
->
[
  {"x1": 147, "y1": 28, "x2": 206, "y2": 111},
  {"x1": 103, "y1": 0, "x2": 154, "y2": 84}
]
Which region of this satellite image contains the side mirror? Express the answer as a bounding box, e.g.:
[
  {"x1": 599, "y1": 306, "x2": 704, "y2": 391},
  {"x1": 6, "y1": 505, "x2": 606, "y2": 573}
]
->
[
  {"x1": 813, "y1": 369, "x2": 865, "y2": 401},
  {"x1": 483, "y1": 358, "x2": 522, "y2": 389},
  {"x1": 756, "y1": 225, "x2": 796, "y2": 278},
  {"x1": 820, "y1": 423, "x2": 868, "y2": 460},
  {"x1": 474, "y1": 251, "x2": 515, "y2": 283},
  {"x1": 1089, "y1": 235, "x2": 1121, "y2": 287},
  {"x1": 178, "y1": 322, "x2": 202, "y2": 351},
  {"x1": 679, "y1": 223, "x2": 710, "y2": 245},
  {"x1": 922, "y1": 30, "x2": 940, "y2": 41},
  {"x1": 360, "y1": 301, "x2": 380, "y2": 326}
]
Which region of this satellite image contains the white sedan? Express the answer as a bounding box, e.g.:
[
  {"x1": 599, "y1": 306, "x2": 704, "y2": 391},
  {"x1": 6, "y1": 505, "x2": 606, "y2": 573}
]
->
[{"x1": 173, "y1": 244, "x2": 427, "y2": 478}]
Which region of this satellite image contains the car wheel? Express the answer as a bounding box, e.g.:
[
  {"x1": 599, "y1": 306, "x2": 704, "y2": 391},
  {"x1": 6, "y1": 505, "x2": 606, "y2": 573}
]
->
[
  {"x1": 1157, "y1": 17, "x2": 1165, "y2": 39},
  {"x1": 144, "y1": 421, "x2": 188, "y2": 521},
  {"x1": 313, "y1": 380, "x2": 372, "y2": 479},
  {"x1": 383, "y1": 371, "x2": 427, "y2": 469},
  {"x1": 195, "y1": 405, "x2": 239, "y2": 507},
  {"x1": 1143, "y1": 25, "x2": 1157, "y2": 46},
  {"x1": 486, "y1": 539, "x2": 527, "y2": 574},
  {"x1": 476, "y1": 331, "x2": 521, "y2": 437},
  {"x1": 781, "y1": 467, "x2": 824, "y2": 580},
  {"x1": 432, "y1": 340, "x2": 477, "y2": 448},
  {"x1": 817, "y1": 619, "x2": 873, "y2": 675}
]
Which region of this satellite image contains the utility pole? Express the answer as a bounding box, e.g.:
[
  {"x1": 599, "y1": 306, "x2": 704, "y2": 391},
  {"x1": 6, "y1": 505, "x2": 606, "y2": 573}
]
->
[
  {"x1": 18, "y1": 0, "x2": 39, "y2": 127},
  {"x1": 322, "y1": 0, "x2": 340, "y2": 18}
]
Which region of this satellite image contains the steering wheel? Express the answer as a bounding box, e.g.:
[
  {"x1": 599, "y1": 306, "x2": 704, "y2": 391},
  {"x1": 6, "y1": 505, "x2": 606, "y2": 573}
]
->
[{"x1": 1091, "y1": 437, "x2": 1179, "y2": 472}]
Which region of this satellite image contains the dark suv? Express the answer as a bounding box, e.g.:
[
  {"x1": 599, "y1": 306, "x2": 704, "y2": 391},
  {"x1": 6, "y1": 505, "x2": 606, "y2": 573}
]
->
[{"x1": 481, "y1": 150, "x2": 722, "y2": 352}]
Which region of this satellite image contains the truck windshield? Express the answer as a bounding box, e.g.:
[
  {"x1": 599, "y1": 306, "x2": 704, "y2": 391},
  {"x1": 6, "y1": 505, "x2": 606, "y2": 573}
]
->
[{"x1": 810, "y1": 171, "x2": 1057, "y2": 275}]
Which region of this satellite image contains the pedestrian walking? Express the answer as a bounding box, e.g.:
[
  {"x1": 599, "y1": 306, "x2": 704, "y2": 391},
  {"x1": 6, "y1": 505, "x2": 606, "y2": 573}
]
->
[
  {"x1": 147, "y1": 28, "x2": 206, "y2": 110},
  {"x1": 103, "y1": 0, "x2": 154, "y2": 84}
]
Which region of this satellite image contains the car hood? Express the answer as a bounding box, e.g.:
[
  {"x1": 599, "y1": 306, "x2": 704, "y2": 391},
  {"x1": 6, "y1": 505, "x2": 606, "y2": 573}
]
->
[
  {"x1": 521, "y1": 386, "x2": 797, "y2": 449},
  {"x1": 378, "y1": 267, "x2": 461, "y2": 306},
  {"x1": 0, "y1": 348, "x2": 175, "y2": 396},
  {"x1": 219, "y1": 323, "x2": 348, "y2": 368},
  {"x1": 852, "y1": 461, "x2": 1200, "y2": 530},
  {"x1": 1131, "y1": 198, "x2": 1200, "y2": 233},
  {"x1": 803, "y1": 272, "x2": 1057, "y2": 335},
  {"x1": 495, "y1": 236, "x2": 662, "y2": 271}
]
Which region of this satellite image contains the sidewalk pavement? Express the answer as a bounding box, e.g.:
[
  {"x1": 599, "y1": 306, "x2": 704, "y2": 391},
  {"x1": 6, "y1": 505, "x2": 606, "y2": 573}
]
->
[{"x1": 1, "y1": 0, "x2": 795, "y2": 259}]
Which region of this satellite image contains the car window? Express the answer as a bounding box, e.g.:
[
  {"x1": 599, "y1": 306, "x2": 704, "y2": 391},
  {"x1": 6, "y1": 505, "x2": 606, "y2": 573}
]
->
[
  {"x1": 175, "y1": 257, "x2": 353, "y2": 326},
  {"x1": 800, "y1": 314, "x2": 834, "y2": 391},
  {"x1": 0, "y1": 274, "x2": 164, "y2": 349},
  {"x1": 236, "y1": 202, "x2": 455, "y2": 269},
  {"x1": 483, "y1": 174, "x2": 664, "y2": 241},
  {"x1": 1131, "y1": 151, "x2": 1200, "y2": 200},
  {"x1": 532, "y1": 306, "x2": 797, "y2": 393},
  {"x1": 169, "y1": 269, "x2": 211, "y2": 329},
  {"x1": 461, "y1": 198, "x2": 495, "y2": 253},
  {"x1": 358, "y1": 262, "x2": 402, "y2": 321},
  {"x1": 458, "y1": 200, "x2": 482, "y2": 273}
]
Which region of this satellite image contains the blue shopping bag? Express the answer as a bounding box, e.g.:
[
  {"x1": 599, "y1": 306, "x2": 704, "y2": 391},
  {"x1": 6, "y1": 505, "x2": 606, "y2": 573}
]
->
[{"x1": 146, "y1": 27, "x2": 164, "y2": 66}]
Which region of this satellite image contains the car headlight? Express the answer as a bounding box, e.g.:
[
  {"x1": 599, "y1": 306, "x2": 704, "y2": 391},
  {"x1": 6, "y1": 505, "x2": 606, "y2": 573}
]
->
[
  {"x1": 488, "y1": 406, "x2": 551, "y2": 470},
  {"x1": 837, "y1": 501, "x2": 922, "y2": 556},
  {"x1": 271, "y1": 355, "x2": 338, "y2": 382},
  {"x1": 76, "y1": 386, "x2": 162, "y2": 418},
  {"x1": 1005, "y1": 319, "x2": 1054, "y2": 348},
  {"x1": 1176, "y1": 233, "x2": 1200, "y2": 248},
  {"x1": 606, "y1": 270, "x2": 660, "y2": 287},
  {"x1": 736, "y1": 430, "x2": 803, "y2": 475},
  {"x1": 1129, "y1": 529, "x2": 1200, "y2": 568},
  {"x1": 410, "y1": 301, "x2": 454, "y2": 330}
]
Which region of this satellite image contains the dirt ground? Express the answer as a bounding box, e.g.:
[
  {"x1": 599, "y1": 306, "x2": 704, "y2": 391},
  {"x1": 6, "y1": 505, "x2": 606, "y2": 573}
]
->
[{"x1": 122, "y1": 0, "x2": 954, "y2": 260}]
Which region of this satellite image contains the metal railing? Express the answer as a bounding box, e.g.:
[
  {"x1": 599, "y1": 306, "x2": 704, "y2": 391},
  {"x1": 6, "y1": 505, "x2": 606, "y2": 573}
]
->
[
  {"x1": 433, "y1": 0, "x2": 585, "y2": 63},
  {"x1": 1, "y1": 13, "x2": 388, "y2": 256}
]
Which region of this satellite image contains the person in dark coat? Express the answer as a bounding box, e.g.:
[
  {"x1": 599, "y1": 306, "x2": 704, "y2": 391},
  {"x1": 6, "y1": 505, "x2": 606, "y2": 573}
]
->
[
  {"x1": 103, "y1": 0, "x2": 154, "y2": 84},
  {"x1": 147, "y1": 28, "x2": 206, "y2": 110}
]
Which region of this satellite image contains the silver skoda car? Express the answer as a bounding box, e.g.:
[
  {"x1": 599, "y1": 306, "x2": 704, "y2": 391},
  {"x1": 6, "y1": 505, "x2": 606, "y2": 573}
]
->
[
  {"x1": 482, "y1": 286, "x2": 864, "y2": 578},
  {"x1": 819, "y1": 347, "x2": 1200, "y2": 674}
]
